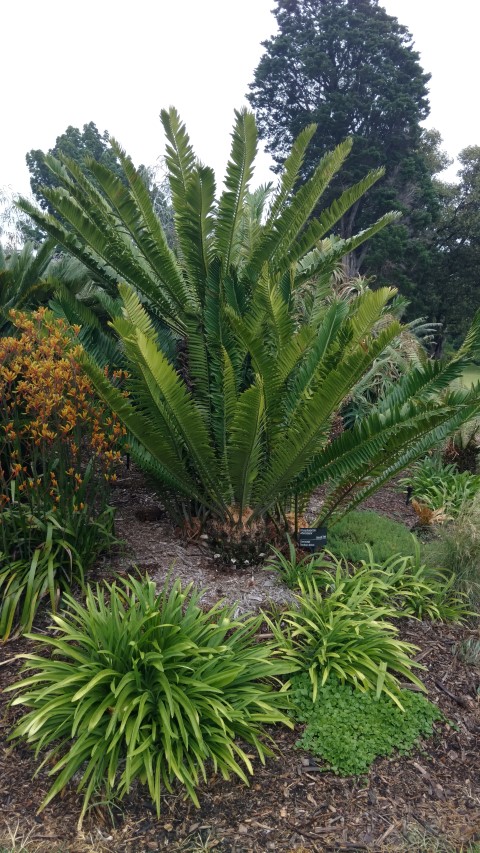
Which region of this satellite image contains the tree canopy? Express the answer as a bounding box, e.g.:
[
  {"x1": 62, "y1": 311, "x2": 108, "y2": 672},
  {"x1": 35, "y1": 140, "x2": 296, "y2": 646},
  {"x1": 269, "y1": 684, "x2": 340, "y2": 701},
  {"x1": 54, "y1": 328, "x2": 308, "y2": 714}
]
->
[
  {"x1": 428, "y1": 147, "x2": 480, "y2": 347},
  {"x1": 247, "y1": 0, "x2": 434, "y2": 278}
]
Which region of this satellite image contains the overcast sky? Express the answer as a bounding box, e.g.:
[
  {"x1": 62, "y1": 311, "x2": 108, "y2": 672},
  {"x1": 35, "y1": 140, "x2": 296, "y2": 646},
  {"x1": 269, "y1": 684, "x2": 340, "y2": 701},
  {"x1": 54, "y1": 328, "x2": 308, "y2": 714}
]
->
[{"x1": 1, "y1": 0, "x2": 479, "y2": 200}]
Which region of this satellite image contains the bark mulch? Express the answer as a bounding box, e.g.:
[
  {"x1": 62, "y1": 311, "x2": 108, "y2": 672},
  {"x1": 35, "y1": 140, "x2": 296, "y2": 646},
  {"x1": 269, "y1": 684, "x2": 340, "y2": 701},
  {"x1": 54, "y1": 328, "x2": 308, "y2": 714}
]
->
[{"x1": 0, "y1": 469, "x2": 478, "y2": 853}]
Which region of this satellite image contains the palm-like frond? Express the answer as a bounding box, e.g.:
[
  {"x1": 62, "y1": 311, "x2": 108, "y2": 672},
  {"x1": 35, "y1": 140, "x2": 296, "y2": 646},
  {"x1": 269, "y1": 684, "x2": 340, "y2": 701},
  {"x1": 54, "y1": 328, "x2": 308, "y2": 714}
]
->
[
  {"x1": 0, "y1": 239, "x2": 56, "y2": 330},
  {"x1": 266, "y1": 124, "x2": 317, "y2": 223},
  {"x1": 216, "y1": 109, "x2": 257, "y2": 271},
  {"x1": 227, "y1": 379, "x2": 265, "y2": 514}
]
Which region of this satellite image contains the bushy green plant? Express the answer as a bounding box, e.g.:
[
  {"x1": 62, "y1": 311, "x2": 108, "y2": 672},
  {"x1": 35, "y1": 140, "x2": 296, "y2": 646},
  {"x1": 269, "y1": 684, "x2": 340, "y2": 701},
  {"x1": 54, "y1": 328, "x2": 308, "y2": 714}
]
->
[
  {"x1": 423, "y1": 494, "x2": 480, "y2": 612},
  {"x1": 0, "y1": 502, "x2": 115, "y2": 639},
  {"x1": 443, "y1": 416, "x2": 480, "y2": 473},
  {"x1": 400, "y1": 456, "x2": 480, "y2": 517},
  {"x1": 267, "y1": 536, "x2": 468, "y2": 621},
  {"x1": 0, "y1": 310, "x2": 121, "y2": 638},
  {"x1": 357, "y1": 542, "x2": 470, "y2": 622},
  {"x1": 326, "y1": 510, "x2": 416, "y2": 563},
  {"x1": 267, "y1": 575, "x2": 424, "y2": 705},
  {"x1": 291, "y1": 673, "x2": 442, "y2": 776},
  {"x1": 7, "y1": 575, "x2": 292, "y2": 827},
  {"x1": 453, "y1": 636, "x2": 480, "y2": 669},
  {"x1": 0, "y1": 240, "x2": 56, "y2": 334},
  {"x1": 18, "y1": 109, "x2": 480, "y2": 532}
]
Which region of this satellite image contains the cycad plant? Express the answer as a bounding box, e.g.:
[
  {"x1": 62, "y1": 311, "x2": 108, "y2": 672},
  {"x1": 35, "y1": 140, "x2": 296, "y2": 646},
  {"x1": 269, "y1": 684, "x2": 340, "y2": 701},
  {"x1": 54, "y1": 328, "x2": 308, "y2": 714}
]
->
[
  {"x1": 18, "y1": 109, "x2": 480, "y2": 530},
  {"x1": 0, "y1": 239, "x2": 56, "y2": 333}
]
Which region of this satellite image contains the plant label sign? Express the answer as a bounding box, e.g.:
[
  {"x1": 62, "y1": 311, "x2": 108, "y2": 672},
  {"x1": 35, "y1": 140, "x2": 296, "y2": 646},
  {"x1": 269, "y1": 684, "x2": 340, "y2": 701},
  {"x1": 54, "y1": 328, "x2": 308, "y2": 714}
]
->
[{"x1": 298, "y1": 527, "x2": 327, "y2": 551}]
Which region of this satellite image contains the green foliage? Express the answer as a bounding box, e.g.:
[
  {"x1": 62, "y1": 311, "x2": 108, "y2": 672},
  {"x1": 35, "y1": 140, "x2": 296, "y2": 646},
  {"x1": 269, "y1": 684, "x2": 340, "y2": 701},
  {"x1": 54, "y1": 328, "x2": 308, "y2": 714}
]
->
[
  {"x1": 0, "y1": 311, "x2": 120, "y2": 638},
  {"x1": 17, "y1": 109, "x2": 480, "y2": 529},
  {"x1": 8, "y1": 575, "x2": 292, "y2": 827},
  {"x1": 0, "y1": 502, "x2": 115, "y2": 640},
  {"x1": 454, "y1": 636, "x2": 480, "y2": 670},
  {"x1": 267, "y1": 540, "x2": 468, "y2": 622},
  {"x1": 247, "y1": 0, "x2": 440, "y2": 292},
  {"x1": 26, "y1": 121, "x2": 127, "y2": 212},
  {"x1": 427, "y1": 146, "x2": 480, "y2": 346},
  {"x1": 327, "y1": 510, "x2": 416, "y2": 563},
  {"x1": 267, "y1": 575, "x2": 424, "y2": 705},
  {"x1": 265, "y1": 535, "x2": 331, "y2": 588},
  {"x1": 423, "y1": 494, "x2": 480, "y2": 612},
  {"x1": 400, "y1": 456, "x2": 480, "y2": 516},
  {"x1": 340, "y1": 298, "x2": 436, "y2": 429},
  {"x1": 355, "y1": 544, "x2": 470, "y2": 622},
  {"x1": 291, "y1": 673, "x2": 442, "y2": 776},
  {"x1": 0, "y1": 240, "x2": 56, "y2": 334},
  {"x1": 443, "y1": 416, "x2": 480, "y2": 473}
]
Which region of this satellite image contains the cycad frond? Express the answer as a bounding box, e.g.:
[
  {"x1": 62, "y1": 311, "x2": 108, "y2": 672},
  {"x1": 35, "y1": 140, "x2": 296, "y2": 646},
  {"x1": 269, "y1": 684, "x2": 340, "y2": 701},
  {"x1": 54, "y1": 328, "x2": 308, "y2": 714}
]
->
[
  {"x1": 216, "y1": 109, "x2": 258, "y2": 271},
  {"x1": 266, "y1": 124, "x2": 317, "y2": 223},
  {"x1": 227, "y1": 379, "x2": 265, "y2": 514},
  {"x1": 287, "y1": 168, "x2": 385, "y2": 267},
  {"x1": 88, "y1": 149, "x2": 193, "y2": 315},
  {"x1": 243, "y1": 138, "x2": 352, "y2": 284}
]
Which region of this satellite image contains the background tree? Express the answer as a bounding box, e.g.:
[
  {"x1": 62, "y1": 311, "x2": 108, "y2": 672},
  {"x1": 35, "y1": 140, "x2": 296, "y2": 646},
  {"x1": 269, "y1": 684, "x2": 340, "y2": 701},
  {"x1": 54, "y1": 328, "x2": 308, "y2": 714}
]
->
[
  {"x1": 430, "y1": 147, "x2": 480, "y2": 348},
  {"x1": 247, "y1": 0, "x2": 436, "y2": 281},
  {"x1": 26, "y1": 122, "x2": 126, "y2": 212}
]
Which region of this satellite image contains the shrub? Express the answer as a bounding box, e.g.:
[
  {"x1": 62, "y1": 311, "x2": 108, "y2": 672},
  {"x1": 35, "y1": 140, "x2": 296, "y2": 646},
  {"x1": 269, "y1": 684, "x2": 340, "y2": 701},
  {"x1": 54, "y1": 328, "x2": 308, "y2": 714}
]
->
[
  {"x1": 7, "y1": 575, "x2": 292, "y2": 827},
  {"x1": 443, "y1": 417, "x2": 480, "y2": 473},
  {"x1": 267, "y1": 575, "x2": 424, "y2": 705},
  {"x1": 0, "y1": 239, "x2": 56, "y2": 335},
  {"x1": 291, "y1": 673, "x2": 442, "y2": 775},
  {"x1": 423, "y1": 494, "x2": 480, "y2": 612},
  {"x1": 453, "y1": 636, "x2": 480, "y2": 671},
  {"x1": 0, "y1": 500, "x2": 115, "y2": 640},
  {"x1": 265, "y1": 535, "x2": 333, "y2": 589},
  {"x1": 0, "y1": 309, "x2": 123, "y2": 637},
  {"x1": 326, "y1": 510, "x2": 416, "y2": 563}
]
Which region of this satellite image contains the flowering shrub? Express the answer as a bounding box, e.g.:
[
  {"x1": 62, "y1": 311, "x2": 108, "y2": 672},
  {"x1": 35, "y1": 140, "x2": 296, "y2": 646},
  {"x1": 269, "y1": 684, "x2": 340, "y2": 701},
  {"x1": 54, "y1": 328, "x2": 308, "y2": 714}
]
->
[{"x1": 0, "y1": 309, "x2": 125, "y2": 637}]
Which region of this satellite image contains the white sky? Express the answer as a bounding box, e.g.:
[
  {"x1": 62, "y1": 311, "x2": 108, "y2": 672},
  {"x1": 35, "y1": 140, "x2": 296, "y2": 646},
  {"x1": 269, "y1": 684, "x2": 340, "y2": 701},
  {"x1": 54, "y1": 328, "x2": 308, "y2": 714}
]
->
[{"x1": 1, "y1": 0, "x2": 479, "y2": 199}]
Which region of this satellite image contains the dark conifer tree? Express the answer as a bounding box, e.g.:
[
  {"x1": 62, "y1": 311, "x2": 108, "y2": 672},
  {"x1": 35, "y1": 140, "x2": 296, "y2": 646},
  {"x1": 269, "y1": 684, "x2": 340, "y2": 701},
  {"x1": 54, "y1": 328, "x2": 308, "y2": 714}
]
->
[{"x1": 247, "y1": 0, "x2": 435, "y2": 279}]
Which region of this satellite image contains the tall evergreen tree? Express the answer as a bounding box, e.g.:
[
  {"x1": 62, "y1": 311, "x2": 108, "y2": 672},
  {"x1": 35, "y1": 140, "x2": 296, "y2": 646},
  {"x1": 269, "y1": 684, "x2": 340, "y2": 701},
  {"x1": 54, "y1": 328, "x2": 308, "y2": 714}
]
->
[
  {"x1": 427, "y1": 147, "x2": 480, "y2": 348},
  {"x1": 247, "y1": 0, "x2": 434, "y2": 279}
]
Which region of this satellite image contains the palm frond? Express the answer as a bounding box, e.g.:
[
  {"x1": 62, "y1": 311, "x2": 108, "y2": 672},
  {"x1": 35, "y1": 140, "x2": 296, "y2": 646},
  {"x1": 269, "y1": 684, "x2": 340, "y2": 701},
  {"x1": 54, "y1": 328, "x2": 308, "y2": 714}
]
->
[{"x1": 243, "y1": 138, "x2": 352, "y2": 284}]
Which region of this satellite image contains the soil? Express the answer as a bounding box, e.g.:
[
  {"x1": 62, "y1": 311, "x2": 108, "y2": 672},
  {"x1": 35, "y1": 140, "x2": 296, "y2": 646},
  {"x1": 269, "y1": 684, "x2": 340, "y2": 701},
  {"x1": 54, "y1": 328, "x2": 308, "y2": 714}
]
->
[{"x1": 0, "y1": 467, "x2": 478, "y2": 853}]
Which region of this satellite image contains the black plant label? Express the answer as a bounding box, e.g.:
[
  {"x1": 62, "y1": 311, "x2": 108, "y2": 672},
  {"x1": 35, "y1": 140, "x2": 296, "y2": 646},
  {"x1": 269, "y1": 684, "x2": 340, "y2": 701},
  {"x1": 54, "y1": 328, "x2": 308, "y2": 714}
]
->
[{"x1": 298, "y1": 527, "x2": 327, "y2": 551}]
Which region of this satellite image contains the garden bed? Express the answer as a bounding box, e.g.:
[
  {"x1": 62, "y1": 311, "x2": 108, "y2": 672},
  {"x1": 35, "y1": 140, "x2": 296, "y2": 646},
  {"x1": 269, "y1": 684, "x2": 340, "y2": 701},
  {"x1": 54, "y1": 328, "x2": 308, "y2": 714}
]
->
[{"x1": 0, "y1": 468, "x2": 478, "y2": 852}]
